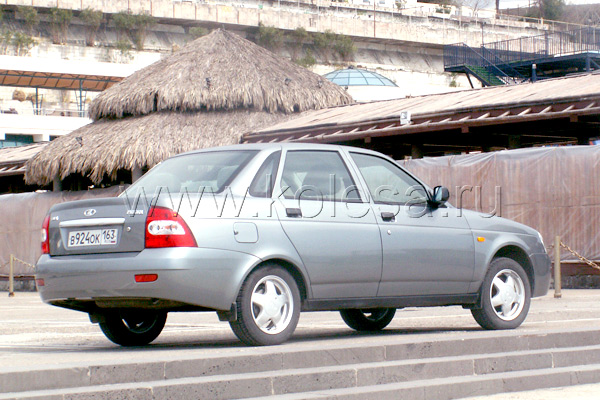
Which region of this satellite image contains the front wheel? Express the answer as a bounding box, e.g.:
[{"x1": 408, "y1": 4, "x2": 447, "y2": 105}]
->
[
  {"x1": 340, "y1": 308, "x2": 396, "y2": 331},
  {"x1": 230, "y1": 264, "x2": 301, "y2": 346},
  {"x1": 471, "y1": 257, "x2": 531, "y2": 330},
  {"x1": 99, "y1": 310, "x2": 167, "y2": 346}
]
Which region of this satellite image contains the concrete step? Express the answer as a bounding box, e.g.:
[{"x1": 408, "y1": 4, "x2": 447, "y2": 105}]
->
[
  {"x1": 2, "y1": 328, "x2": 599, "y2": 394},
  {"x1": 262, "y1": 364, "x2": 600, "y2": 400},
  {"x1": 2, "y1": 332, "x2": 600, "y2": 399}
]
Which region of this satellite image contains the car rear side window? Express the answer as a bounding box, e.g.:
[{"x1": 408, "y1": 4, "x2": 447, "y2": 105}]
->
[
  {"x1": 249, "y1": 151, "x2": 281, "y2": 198},
  {"x1": 350, "y1": 152, "x2": 427, "y2": 205},
  {"x1": 280, "y1": 150, "x2": 360, "y2": 202},
  {"x1": 124, "y1": 150, "x2": 258, "y2": 196}
]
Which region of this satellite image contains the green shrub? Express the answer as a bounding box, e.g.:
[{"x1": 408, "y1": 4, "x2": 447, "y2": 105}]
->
[
  {"x1": 113, "y1": 11, "x2": 155, "y2": 50},
  {"x1": 131, "y1": 13, "x2": 155, "y2": 50},
  {"x1": 295, "y1": 49, "x2": 316, "y2": 68},
  {"x1": 113, "y1": 11, "x2": 135, "y2": 31},
  {"x1": 334, "y1": 35, "x2": 356, "y2": 60},
  {"x1": 80, "y1": 8, "x2": 103, "y2": 47},
  {"x1": 49, "y1": 8, "x2": 72, "y2": 44},
  {"x1": 313, "y1": 30, "x2": 336, "y2": 51},
  {"x1": 189, "y1": 26, "x2": 208, "y2": 39},
  {"x1": 257, "y1": 23, "x2": 283, "y2": 50},
  {"x1": 289, "y1": 27, "x2": 309, "y2": 60},
  {"x1": 115, "y1": 38, "x2": 133, "y2": 61},
  {"x1": 12, "y1": 31, "x2": 36, "y2": 56},
  {"x1": 0, "y1": 29, "x2": 12, "y2": 54},
  {"x1": 18, "y1": 6, "x2": 39, "y2": 35}
]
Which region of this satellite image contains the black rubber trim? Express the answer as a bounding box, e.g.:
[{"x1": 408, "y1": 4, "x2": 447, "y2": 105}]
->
[{"x1": 302, "y1": 294, "x2": 478, "y2": 311}]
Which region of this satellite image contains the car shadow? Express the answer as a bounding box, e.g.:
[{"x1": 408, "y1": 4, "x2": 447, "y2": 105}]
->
[{"x1": 1, "y1": 326, "x2": 485, "y2": 355}]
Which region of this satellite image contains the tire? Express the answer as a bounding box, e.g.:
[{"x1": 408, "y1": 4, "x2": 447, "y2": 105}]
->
[
  {"x1": 229, "y1": 264, "x2": 301, "y2": 346},
  {"x1": 99, "y1": 310, "x2": 167, "y2": 346},
  {"x1": 471, "y1": 257, "x2": 531, "y2": 330},
  {"x1": 340, "y1": 308, "x2": 396, "y2": 331}
]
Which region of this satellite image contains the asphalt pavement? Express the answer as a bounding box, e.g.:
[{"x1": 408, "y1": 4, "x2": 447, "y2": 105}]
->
[{"x1": 1, "y1": 290, "x2": 600, "y2": 398}]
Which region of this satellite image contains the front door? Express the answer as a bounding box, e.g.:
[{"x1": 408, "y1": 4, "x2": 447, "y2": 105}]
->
[{"x1": 349, "y1": 152, "x2": 475, "y2": 297}]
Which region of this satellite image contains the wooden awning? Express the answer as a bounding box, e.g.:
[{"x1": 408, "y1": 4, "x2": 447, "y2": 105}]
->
[
  {"x1": 0, "y1": 142, "x2": 48, "y2": 177},
  {"x1": 0, "y1": 56, "x2": 137, "y2": 91},
  {"x1": 243, "y1": 72, "x2": 600, "y2": 156}
]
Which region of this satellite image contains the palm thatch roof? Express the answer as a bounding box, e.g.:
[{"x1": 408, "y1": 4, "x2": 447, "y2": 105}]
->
[
  {"x1": 25, "y1": 29, "x2": 353, "y2": 185},
  {"x1": 90, "y1": 29, "x2": 351, "y2": 118},
  {"x1": 26, "y1": 110, "x2": 291, "y2": 185}
]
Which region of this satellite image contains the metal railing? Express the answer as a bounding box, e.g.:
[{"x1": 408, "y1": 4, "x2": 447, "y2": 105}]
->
[
  {"x1": 5, "y1": 254, "x2": 36, "y2": 297},
  {"x1": 446, "y1": 27, "x2": 600, "y2": 69},
  {"x1": 479, "y1": 46, "x2": 525, "y2": 83},
  {"x1": 443, "y1": 43, "x2": 514, "y2": 85},
  {"x1": 485, "y1": 27, "x2": 600, "y2": 64},
  {"x1": 549, "y1": 236, "x2": 600, "y2": 299},
  {"x1": 0, "y1": 107, "x2": 87, "y2": 118}
]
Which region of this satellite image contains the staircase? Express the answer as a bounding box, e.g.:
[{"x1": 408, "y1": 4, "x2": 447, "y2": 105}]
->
[
  {"x1": 465, "y1": 65, "x2": 506, "y2": 86},
  {"x1": 2, "y1": 328, "x2": 600, "y2": 399}
]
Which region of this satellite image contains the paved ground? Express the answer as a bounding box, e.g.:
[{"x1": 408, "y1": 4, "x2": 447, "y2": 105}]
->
[{"x1": 1, "y1": 290, "x2": 600, "y2": 398}]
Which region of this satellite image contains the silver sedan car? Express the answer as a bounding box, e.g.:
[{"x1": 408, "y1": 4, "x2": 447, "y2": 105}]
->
[{"x1": 36, "y1": 143, "x2": 550, "y2": 346}]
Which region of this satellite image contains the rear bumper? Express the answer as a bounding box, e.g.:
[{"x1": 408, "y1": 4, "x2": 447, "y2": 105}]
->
[
  {"x1": 531, "y1": 252, "x2": 551, "y2": 297},
  {"x1": 35, "y1": 247, "x2": 261, "y2": 312}
]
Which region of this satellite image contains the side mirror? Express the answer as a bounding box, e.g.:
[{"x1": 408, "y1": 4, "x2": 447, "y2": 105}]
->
[{"x1": 432, "y1": 186, "x2": 450, "y2": 206}]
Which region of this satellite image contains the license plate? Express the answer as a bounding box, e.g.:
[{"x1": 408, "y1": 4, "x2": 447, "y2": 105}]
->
[{"x1": 67, "y1": 229, "x2": 118, "y2": 247}]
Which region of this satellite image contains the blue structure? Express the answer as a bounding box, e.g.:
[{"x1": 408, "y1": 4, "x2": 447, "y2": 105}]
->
[{"x1": 323, "y1": 67, "x2": 397, "y2": 87}]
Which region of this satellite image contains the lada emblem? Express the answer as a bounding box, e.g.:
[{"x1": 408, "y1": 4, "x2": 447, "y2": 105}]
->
[{"x1": 83, "y1": 209, "x2": 97, "y2": 217}]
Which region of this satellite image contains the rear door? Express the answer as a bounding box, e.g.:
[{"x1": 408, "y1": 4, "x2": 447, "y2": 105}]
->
[{"x1": 274, "y1": 149, "x2": 382, "y2": 299}]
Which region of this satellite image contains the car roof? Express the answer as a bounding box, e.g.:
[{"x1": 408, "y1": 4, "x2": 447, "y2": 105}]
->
[{"x1": 174, "y1": 142, "x2": 386, "y2": 159}]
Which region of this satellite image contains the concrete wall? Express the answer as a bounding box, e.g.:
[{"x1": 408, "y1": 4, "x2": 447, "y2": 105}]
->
[
  {"x1": 0, "y1": 114, "x2": 91, "y2": 141},
  {"x1": 4, "y1": 0, "x2": 550, "y2": 48}
]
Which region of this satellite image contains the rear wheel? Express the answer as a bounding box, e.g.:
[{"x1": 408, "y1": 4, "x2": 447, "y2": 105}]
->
[
  {"x1": 340, "y1": 308, "x2": 396, "y2": 331},
  {"x1": 99, "y1": 310, "x2": 167, "y2": 346},
  {"x1": 230, "y1": 264, "x2": 301, "y2": 346},
  {"x1": 471, "y1": 257, "x2": 531, "y2": 330}
]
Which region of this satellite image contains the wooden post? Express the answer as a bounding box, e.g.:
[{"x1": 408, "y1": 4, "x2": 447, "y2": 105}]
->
[
  {"x1": 411, "y1": 144, "x2": 424, "y2": 159},
  {"x1": 132, "y1": 166, "x2": 143, "y2": 183},
  {"x1": 53, "y1": 175, "x2": 62, "y2": 192},
  {"x1": 8, "y1": 255, "x2": 14, "y2": 298},
  {"x1": 554, "y1": 236, "x2": 562, "y2": 299}
]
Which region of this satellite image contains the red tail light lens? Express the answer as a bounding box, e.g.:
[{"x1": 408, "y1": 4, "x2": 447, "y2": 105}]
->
[
  {"x1": 135, "y1": 274, "x2": 158, "y2": 283},
  {"x1": 145, "y1": 206, "x2": 197, "y2": 248},
  {"x1": 41, "y1": 214, "x2": 50, "y2": 254}
]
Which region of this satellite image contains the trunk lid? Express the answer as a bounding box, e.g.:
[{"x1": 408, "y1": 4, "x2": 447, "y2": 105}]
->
[{"x1": 48, "y1": 197, "x2": 148, "y2": 256}]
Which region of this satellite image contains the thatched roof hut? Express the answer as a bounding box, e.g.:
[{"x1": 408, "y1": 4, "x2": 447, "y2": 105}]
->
[{"x1": 25, "y1": 29, "x2": 353, "y2": 186}]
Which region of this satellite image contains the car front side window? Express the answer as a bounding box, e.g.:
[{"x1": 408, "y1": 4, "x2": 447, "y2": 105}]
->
[{"x1": 350, "y1": 152, "x2": 428, "y2": 205}]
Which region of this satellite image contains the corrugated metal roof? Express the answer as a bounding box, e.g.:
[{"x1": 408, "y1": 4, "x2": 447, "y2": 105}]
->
[{"x1": 244, "y1": 72, "x2": 600, "y2": 144}]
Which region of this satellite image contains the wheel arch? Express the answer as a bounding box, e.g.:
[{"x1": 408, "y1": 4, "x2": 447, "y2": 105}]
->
[
  {"x1": 493, "y1": 245, "x2": 535, "y2": 292},
  {"x1": 249, "y1": 258, "x2": 309, "y2": 302}
]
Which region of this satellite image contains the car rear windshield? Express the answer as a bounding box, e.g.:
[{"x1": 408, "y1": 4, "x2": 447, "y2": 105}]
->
[{"x1": 123, "y1": 150, "x2": 258, "y2": 196}]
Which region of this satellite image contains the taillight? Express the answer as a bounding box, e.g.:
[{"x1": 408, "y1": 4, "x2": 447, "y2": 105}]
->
[
  {"x1": 41, "y1": 214, "x2": 50, "y2": 254},
  {"x1": 145, "y1": 206, "x2": 197, "y2": 248}
]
